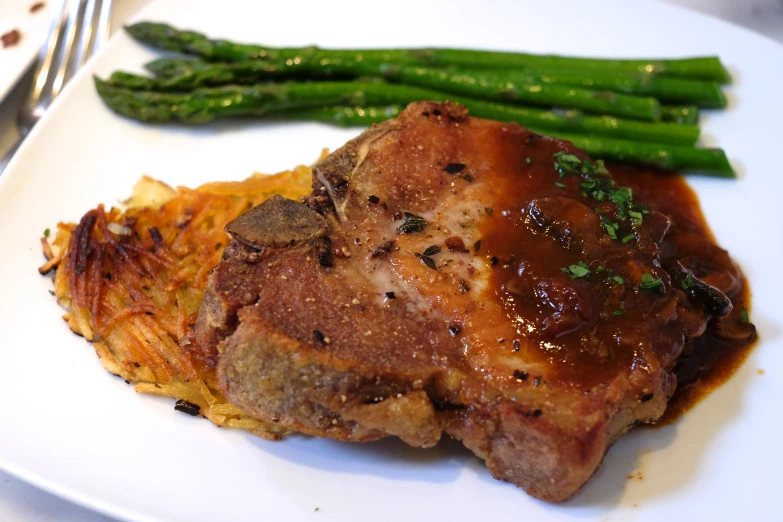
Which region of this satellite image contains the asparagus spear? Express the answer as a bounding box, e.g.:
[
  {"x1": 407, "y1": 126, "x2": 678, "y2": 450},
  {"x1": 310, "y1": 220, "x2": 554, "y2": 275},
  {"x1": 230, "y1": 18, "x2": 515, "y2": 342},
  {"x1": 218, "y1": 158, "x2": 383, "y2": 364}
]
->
[
  {"x1": 145, "y1": 57, "x2": 212, "y2": 78},
  {"x1": 112, "y1": 65, "x2": 663, "y2": 121},
  {"x1": 378, "y1": 67, "x2": 662, "y2": 121},
  {"x1": 451, "y1": 67, "x2": 727, "y2": 108},
  {"x1": 144, "y1": 57, "x2": 726, "y2": 109},
  {"x1": 125, "y1": 22, "x2": 732, "y2": 83},
  {"x1": 283, "y1": 105, "x2": 402, "y2": 127},
  {"x1": 661, "y1": 105, "x2": 699, "y2": 125},
  {"x1": 94, "y1": 78, "x2": 699, "y2": 145},
  {"x1": 542, "y1": 132, "x2": 735, "y2": 178},
  {"x1": 282, "y1": 105, "x2": 733, "y2": 177}
]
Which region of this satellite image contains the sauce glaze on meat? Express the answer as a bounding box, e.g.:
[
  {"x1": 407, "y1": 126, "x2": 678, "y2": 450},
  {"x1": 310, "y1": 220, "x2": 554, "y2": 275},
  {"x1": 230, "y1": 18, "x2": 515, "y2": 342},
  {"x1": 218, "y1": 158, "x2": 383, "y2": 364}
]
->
[
  {"x1": 480, "y1": 140, "x2": 756, "y2": 403},
  {"x1": 195, "y1": 101, "x2": 756, "y2": 501}
]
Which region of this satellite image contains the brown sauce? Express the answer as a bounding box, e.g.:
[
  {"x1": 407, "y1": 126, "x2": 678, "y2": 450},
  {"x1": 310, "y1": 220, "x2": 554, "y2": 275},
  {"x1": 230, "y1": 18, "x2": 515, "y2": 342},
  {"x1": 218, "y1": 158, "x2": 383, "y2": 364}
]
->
[
  {"x1": 610, "y1": 166, "x2": 757, "y2": 424},
  {"x1": 477, "y1": 137, "x2": 755, "y2": 420}
]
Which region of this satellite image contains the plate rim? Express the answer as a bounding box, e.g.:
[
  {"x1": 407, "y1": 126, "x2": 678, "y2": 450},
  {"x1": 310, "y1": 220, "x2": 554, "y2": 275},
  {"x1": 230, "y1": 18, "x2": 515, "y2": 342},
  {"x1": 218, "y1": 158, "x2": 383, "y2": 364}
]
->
[{"x1": 1, "y1": 1, "x2": 782, "y2": 520}]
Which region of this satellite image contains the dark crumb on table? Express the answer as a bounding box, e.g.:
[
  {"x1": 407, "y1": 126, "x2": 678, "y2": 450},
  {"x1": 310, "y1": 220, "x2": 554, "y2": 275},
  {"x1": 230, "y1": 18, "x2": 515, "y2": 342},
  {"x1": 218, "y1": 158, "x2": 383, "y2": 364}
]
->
[
  {"x1": 1, "y1": 29, "x2": 21, "y2": 48},
  {"x1": 30, "y1": 2, "x2": 46, "y2": 13}
]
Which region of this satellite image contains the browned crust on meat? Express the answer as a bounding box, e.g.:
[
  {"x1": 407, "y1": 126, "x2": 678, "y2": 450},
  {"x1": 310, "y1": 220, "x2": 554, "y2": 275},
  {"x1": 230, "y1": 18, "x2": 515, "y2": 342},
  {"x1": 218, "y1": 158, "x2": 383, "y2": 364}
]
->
[{"x1": 195, "y1": 101, "x2": 691, "y2": 502}]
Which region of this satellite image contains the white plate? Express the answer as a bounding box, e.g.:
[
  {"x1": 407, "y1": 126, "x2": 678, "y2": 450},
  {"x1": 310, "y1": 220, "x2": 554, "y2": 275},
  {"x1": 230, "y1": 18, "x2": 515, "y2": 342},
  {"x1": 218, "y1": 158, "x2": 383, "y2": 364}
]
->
[
  {"x1": 0, "y1": 0, "x2": 55, "y2": 103},
  {"x1": 1, "y1": 0, "x2": 782, "y2": 520}
]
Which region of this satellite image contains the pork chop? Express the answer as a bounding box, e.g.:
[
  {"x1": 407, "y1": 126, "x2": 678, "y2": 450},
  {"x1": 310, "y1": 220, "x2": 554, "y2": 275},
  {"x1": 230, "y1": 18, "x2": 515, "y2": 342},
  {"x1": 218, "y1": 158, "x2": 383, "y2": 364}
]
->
[{"x1": 194, "y1": 101, "x2": 720, "y2": 501}]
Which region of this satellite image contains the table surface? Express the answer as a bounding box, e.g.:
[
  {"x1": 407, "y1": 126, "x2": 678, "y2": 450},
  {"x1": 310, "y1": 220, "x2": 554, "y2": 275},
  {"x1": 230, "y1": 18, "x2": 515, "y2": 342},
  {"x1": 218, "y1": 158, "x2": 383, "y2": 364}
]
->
[{"x1": 1, "y1": 0, "x2": 781, "y2": 520}]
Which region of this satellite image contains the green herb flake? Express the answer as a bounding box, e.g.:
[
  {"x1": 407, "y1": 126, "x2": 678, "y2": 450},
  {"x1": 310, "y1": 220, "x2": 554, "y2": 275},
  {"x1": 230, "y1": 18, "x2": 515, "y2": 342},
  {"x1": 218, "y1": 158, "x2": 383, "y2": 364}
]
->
[
  {"x1": 628, "y1": 210, "x2": 643, "y2": 227},
  {"x1": 474, "y1": 239, "x2": 482, "y2": 253},
  {"x1": 639, "y1": 273, "x2": 665, "y2": 294},
  {"x1": 595, "y1": 210, "x2": 619, "y2": 240},
  {"x1": 603, "y1": 222, "x2": 618, "y2": 240},
  {"x1": 562, "y1": 261, "x2": 591, "y2": 280},
  {"x1": 608, "y1": 186, "x2": 632, "y2": 206},
  {"x1": 554, "y1": 181, "x2": 566, "y2": 188},
  {"x1": 681, "y1": 273, "x2": 694, "y2": 290},
  {"x1": 741, "y1": 307, "x2": 749, "y2": 323},
  {"x1": 525, "y1": 157, "x2": 532, "y2": 165},
  {"x1": 612, "y1": 275, "x2": 625, "y2": 284},
  {"x1": 612, "y1": 309, "x2": 624, "y2": 316},
  {"x1": 43, "y1": 228, "x2": 50, "y2": 238},
  {"x1": 397, "y1": 212, "x2": 428, "y2": 234},
  {"x1": 621, "y1": 233, "x2": 635, "y2": 244},
  {"x1": 553, "y1": 152, "x2": 583, "y2": 178},
  {"x1": 485, "y1": 207, "x2": 494, "y2": 216}
]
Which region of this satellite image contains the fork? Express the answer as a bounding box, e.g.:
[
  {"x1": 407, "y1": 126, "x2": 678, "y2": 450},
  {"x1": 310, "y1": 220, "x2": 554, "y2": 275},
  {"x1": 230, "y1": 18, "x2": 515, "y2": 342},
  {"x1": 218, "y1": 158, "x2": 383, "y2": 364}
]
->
[{"x1": 0, "y1": 0, "x2": 113, "y2": 176}]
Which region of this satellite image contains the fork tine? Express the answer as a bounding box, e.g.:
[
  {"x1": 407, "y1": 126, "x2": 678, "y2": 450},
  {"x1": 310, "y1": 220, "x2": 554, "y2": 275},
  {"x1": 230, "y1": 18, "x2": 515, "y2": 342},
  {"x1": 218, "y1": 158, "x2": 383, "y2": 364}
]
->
[
  {"x1": 80, "y1": 0, "x2": 112, "y2": 66},
  {"x1": 70, "y1": 0, "x2": 98, "y2": 73},
  {"x1": 92, "y1": 0, "x2": 113, "y2": 57},
  {"x1": 50, "y1": 0, "x2": 84, "y2": 100},
  {"x1": 22, "y1": 0, "x2": 71, "y2": 126},
  {"x1": 1, "y1": 0, "x2": 112, "y2": 175}
]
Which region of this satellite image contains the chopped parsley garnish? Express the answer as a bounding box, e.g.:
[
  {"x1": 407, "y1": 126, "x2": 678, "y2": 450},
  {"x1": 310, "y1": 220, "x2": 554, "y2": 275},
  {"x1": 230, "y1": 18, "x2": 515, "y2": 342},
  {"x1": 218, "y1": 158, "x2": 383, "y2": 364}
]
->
[
  {"x1": 397, "y1": 212, "x2": 428, "y2": 234},
  {"x1": 473, "y1": 239, "x2": 482, "y2": 253},
  {"x1": 553, "y1": 152, "x2": 584, "y2": 178},
  {"x1": 596, "y1": 266, "x2": 624, "y2": 285},
  {"x1": 596, "y1": 211, "x2": 619, "y2": 239},
  {"x1": 554, "y1": 181, "x2": 566, "y2": 188},
  {"x1": 485, "y1": 207, "x2": 494, "y2": 216},
  {"x1": 741, "y1": 307, "x2": 749, "y2": 323},
  {"x1": 612, "y1": 309, "x2": 624, "y2": 316},
  {"x1": 525, "y1": 157, "x2": 532, "y2": 165},
  {"x1": 562, "y1": 261, "x2": 591, "y2": 280},
  {"x1": 553, "y1": 152, "x2": 648, "y2": 240},
  {"x1": 43, "y1": 228, "x2": 50, "y2": 238},
  {"x1": 608, "y1": 187, "x2": 632, "y2": 218},
  {"x1": 681, "y1": 273, "x2": 694, "y2": 290},
  {"x1": 621, "y1": 233, "x2": 635, "y2": 244},
  {"x1": 639, "y1": 273, "x2": 665, "y2": 294}
]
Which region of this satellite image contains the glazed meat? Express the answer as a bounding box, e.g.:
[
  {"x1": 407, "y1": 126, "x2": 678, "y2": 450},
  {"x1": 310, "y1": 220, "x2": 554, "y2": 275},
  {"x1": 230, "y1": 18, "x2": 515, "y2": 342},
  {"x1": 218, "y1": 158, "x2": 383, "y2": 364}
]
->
[{"x1": 194, "y1": 101, "x2": 733, "y2": 501}]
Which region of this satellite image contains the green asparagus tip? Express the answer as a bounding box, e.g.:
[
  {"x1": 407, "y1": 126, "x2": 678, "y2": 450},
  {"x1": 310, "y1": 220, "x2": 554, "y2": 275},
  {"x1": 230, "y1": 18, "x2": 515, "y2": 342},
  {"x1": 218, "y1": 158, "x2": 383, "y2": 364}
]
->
[
  {"x1": 716, "y1": 62, "x2": 732, "y2": 85},
  {"x1": 705, "y1": 149, "x2": 736, "y2": 178},
  {"x1": 123, "y1": 22, "x2": 146, "y2": 37}
]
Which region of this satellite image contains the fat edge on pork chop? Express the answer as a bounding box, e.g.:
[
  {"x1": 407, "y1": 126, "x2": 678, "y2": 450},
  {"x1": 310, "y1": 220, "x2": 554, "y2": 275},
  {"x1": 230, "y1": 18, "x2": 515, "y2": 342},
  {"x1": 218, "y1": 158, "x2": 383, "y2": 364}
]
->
[{"x1": 194, "y1": 101, "x2": 740, "y2": 501}]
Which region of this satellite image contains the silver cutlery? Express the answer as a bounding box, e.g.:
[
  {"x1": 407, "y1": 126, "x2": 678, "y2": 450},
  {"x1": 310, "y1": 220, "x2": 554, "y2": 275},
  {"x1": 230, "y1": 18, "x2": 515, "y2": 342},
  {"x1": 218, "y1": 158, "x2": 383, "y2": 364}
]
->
[{"x1": 0, "y1": 0, "x2": 113, "y2": 176}]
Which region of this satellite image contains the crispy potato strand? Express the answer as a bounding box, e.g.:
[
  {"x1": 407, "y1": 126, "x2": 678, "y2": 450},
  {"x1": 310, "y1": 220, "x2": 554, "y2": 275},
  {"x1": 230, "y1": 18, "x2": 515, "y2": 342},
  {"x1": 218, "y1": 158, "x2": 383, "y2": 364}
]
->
[{"x1": 43, "y1": 167, "x2": 313, "y2": 440}]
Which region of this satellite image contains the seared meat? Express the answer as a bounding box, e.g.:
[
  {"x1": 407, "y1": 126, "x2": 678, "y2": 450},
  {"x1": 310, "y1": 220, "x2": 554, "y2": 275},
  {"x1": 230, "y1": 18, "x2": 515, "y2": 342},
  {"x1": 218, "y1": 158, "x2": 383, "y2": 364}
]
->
[{"x1": 195, "y1": 101, "x2": 726, "y2": 501}]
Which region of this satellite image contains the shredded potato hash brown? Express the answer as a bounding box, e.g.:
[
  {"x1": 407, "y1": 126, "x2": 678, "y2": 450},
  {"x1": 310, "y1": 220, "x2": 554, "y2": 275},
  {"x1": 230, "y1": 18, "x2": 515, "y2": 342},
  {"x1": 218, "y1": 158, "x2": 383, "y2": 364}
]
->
[{"x1": 41, "y1": 162, "x2": 317, "y2": 439}]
